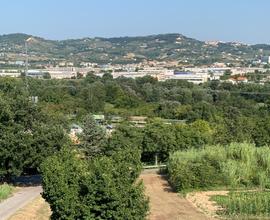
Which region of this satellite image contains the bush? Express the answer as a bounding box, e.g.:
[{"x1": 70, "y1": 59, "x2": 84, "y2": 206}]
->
[
  {"x1": 0, "y1": 184, "x2": 13, "y2": 201},
  {"x1": 168, "y1": 148, "x2": 227, "y2": 191}
]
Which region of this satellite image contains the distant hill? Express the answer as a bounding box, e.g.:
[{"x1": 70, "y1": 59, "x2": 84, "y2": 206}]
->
[{"x1": 0, "y1": 33, "x2": 269, "y2": 65}]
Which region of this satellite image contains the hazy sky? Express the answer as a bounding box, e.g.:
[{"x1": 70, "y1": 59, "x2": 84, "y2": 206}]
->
[{"x1": 0, "y1": 0, "x2": 269, "y2": 44}]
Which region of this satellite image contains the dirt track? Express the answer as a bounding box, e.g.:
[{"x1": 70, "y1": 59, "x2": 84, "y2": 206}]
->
[
  {"x1": 140, "y1": 173, "x2": 214, "y2": 220},
  {"x1": 0, "y1": 186, "x2": 42, "y2": 220}
]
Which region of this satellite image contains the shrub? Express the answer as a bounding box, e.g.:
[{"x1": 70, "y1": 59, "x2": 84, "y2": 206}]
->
[
  {"x1": 0, "y1": 184, "x2": 13, "y2": 201},
  {"x1": 168, "y1": 148, "x2": 227, "y2": 191}
]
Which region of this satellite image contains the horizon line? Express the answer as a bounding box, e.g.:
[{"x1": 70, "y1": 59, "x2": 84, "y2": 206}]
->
[{"x1": 0, "y1": 32, "x2": 269, "y2": 46}]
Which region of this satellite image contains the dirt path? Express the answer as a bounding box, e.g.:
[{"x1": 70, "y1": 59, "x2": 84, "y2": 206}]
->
[
  {"x1": 0, "y1": 186, "x2": 42, "y2": 220},
  {"x1": 8, "y1": 195, "x2": 50, "y2": 220},
  {"x1": 140, "y1": 173, "x2": 214, "y2": 220}
]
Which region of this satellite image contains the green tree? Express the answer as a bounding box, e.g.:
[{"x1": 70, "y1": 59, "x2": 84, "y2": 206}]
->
[
  {"x1": 79, "y1": 114, "x2": 106, "y2": 158},
  {"x1": 142, "y1": 120, "x2": 177, "y2": 164},
  {"x1": 41, "y1": 148, "x2": 149, "y2": 220},
  {"x1": 0, "y1": 95, "x2": 68, "y2": 178},
  {"x1": 80, "y1": 81, "x2": 106, "y2": 112}
]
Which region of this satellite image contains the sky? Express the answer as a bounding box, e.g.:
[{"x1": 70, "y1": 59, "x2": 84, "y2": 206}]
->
[{"x1": 0, "y1": 0, "x2": 269, "y2": 44}]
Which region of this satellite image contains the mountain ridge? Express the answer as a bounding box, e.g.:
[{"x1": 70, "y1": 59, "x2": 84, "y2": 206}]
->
[{"x1": 0, "y1": 33, "x2": 269, "y2": 65}]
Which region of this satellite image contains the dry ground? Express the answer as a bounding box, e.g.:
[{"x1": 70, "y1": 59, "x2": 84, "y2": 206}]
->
[
  {"x1": 140, "y1": 173, "x2": 214, "y2": 220},
  {"x1": 8, "y1": 195, "x2": 51, "y2": 220},
  {"x1": 186, "y1": 191, "x2": 228, "y2": 219},
  {"x1": 7, "y1": 174, "x2": 223, "y2": 220}
]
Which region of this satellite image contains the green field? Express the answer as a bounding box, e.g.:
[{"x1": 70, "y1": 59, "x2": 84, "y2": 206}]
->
[
  {"x1": 0, "y1": 184, "x2": 14, "y2": 201},
  {"x1": 212, "y1": 191, "x2": 270, "y2": 219}
]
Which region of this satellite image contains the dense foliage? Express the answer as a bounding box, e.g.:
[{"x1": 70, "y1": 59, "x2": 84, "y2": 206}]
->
[
  {"x1": 2, "y1": 73, "x2": 270, "y2": 218},
  {"x1": 41, "y1": 147, "x2": 148, "y2": 219},
  {"x1": 0, "y1": 78, "x2": 68, "y2": 179},
  {"x1": 41, "y1": 110, "x2": 148, "y2": 219},
  {"x1": 168, "y1": 143, "x2": 270, "y2": 192}
]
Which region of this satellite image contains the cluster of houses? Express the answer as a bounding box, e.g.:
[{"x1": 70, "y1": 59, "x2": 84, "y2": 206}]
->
[{"x1": 0, "y1": 58, "x2": 269, "y2": 84}]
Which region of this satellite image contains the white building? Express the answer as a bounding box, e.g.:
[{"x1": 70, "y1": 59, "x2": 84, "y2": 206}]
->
[
  {"x1": 27, "y1": 70, "x2": 44, "y2": 78},
  {"x1": 262, "y1": 56, "x2": 270, "y2": 64},
  {"x1": 164, "y1": 71, "x2": 208, "y2": 84},
  {"x1": 45, "y1": 67, "x2": 76, "y2": 79},
  {"x1": 0, "y1": 69, "x2": 21, "y2": 77}
]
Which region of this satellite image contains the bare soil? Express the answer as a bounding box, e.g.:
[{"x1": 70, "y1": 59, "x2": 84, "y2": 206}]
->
[
  {"x1": 186, "y1": 191, "x2": 228, "y2": 219},
  {"x1": 7, "y1": 174, "x2": 225, "y2": 220},
  {"x1": 140, "y1": 173, "x2": 214, "y2": 220}
]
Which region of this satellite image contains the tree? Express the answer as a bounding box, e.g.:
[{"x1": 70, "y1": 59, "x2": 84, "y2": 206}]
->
[
  {"x1": 41, "y1": 148, "x2": 88, "y2": 220},
  {"x1": 80, "y1": 82, "x2": 106, "y2": 112},
  {"x1": 104, "y1": 81, "x2": 122, "y2": 103},
  {"x1": 43, "y1": 72, "x2": 51, "y2": 79},
  {"x1": 41, "y1": 148, "x2": 149, "y2": 220},
  {"x1": 0, "y1": 95, "x2": 68, "y2": 179},
  {"x1": 79, "y1": 114, "x2": 106, "y2": 158},
  {"x1": 174, "y1": 120, "x2": 213, "y2": 150},
  {"x1": 253, "y1": 117, "x2": 270, "y2": 146},
  {"x1": 107, "y1": 123, "x2": 143, "y2": 154},
  {"x1": 142, "y1": 120, "x2": 177, "y2": 164},
  {"x1": 85, "y1": 72, "x2": 99, "y2": 83},
  {"x1": 101, "y1": 72, "x2": 113, "y2": 82}
]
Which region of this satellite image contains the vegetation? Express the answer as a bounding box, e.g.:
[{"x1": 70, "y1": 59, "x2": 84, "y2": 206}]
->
[
  {"x1": 78, "y1": 114, "x2": 106, "y2": 158},
  {"x1": 0, "y1": 79, "x2": 68, "y2": 179},
  {"x1": 1, "y1": 33, "x2": 270, "y2": 65},
  {"x1": 41, "y1": 147, "x2": 148, "y2": 219},
  {"x1": 2, "y1": 73, "x2": 270, "y2": 218},
  {"x1": 168, "y1": 143, "x2": 270, "y2": 192},
  {"x1": 212, "y1": 191, "x2": 270, "y2": 218},
  {"x1": 0, "y1": 184, "x2": 13, "y2": 201},
  {"x1": 41, "y1": 100, "x2": 148, "y2": 219}
]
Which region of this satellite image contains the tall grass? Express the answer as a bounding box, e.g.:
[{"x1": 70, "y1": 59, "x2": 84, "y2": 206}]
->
[
  {"x1": 0, "y1": 184, "x2": 13, "y2": 201},
  {"x1": 212, "y1": 191, "x2": 270, "y2": 218},
  {"x1": 168, "y1": 143, "x2": 270, "y2": 191}
]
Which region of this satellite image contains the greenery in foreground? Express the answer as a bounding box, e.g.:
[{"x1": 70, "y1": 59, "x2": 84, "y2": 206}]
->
[
  {"x1": 212, "y1": 191, "x2": 270, "y2": 218},
  {"x1": 41, "y1": 115, "x2": 148, "y2": 220},
  {"x1": 167, "y1": 143, "x2": 270, "y2": 218},
  {"x1": 0, "y1": 184, "x2": 13, "y2": 201}
]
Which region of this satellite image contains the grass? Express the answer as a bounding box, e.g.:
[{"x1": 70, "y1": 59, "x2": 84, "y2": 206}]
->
[
  {"x1": 212, "y1": 191, "x2": 270, "y2": 219},
  {"x1": 0, "y1": 184, "x2": 14, "y2": 201},
  {"x1": 168, "y1": 143, "x2": 270, "y2": 192}
]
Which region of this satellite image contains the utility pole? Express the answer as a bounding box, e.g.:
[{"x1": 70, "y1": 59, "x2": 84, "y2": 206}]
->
[{"x1": 25, "y1": 40, "x2": 29, "y2": 76}]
